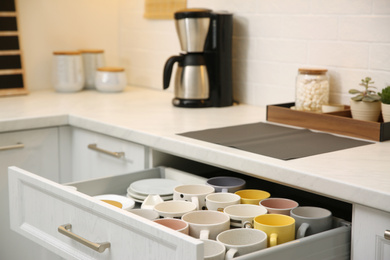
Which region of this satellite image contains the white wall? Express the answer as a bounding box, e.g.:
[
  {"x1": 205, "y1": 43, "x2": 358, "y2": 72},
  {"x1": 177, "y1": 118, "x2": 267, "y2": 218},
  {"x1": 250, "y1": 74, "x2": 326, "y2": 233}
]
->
[
  {"x1": 18, "y1": 0, "x2": 390, "y2": 107},
  {"x1": 17, "y1": 0, "x2": 120, "y2": 90}
]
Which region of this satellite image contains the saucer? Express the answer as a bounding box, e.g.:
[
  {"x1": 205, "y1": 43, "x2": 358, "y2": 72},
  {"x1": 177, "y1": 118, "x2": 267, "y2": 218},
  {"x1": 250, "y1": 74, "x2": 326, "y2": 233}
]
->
[{"x1": 128, "y1": 178, "x2": 181, "y2": 196}]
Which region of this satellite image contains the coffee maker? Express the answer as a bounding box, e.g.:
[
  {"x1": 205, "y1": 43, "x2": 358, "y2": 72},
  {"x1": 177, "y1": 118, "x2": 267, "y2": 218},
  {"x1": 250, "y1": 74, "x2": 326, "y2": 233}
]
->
[{"x1": 163, "y1": 8, "x2": 233, "y2": 108}]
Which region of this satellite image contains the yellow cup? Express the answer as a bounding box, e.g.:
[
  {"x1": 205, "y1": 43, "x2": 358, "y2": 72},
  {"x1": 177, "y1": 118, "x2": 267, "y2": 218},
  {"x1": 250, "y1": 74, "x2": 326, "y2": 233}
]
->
[
  {"x1": 235, "y1": 189, "x2": 270, "y2": 205},
  {"x1": 254, "y1": 214, "x2": 295, "y2": 247}
]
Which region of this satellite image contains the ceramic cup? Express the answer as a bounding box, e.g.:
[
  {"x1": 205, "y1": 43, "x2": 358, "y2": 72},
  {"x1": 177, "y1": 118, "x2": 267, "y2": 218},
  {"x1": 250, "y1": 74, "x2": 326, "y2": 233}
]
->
[
  {"x1": 80, "y1": 49, "x2": 105, "y2": 89},
  {"x1": 217, "y1": 228, "x2": 267, "y2": 259},
  {"x1": 173, "y1": 184, "x2": 215, "y2": 210},
  {"x1": 259, "y1": 198, "x2": 299, "y2": 215},
  {"x1": 205, "y1": 193, "x2": 241, "y2": 212},
  {"x1": 224, "y1": 204, "x2": 268, "y2": 228},
  {"x1": 235, "y1": 189, "x2": 271, "y2": 205},
  {"x1": 52, "y1": 51, "x2": 84, "y2": 92},
  {"x1": 128, "y1": 208, "x2": 159, "y2": 220},
  {"x1": 254, "y1": 214, "x2": 295, "y2": 247},
  {"x1": 153, "y1": 200, "x2": 196, "y2": 218},
  {"x1": 206, "y1": 176, "x2": 246, "y2": 193},
  {"x1": 95, "y1": 66, "x2": 127, "y2": 92},
  {"x1": 154, "y1": 218, "x2": 189, "y2": 235},
  {"x1": 181, "y1": 210, "x2": 230, "y2": 240},
  {"x1": 201, "y1": 239, "x2": 226, "y2": 260},
  {"x1": 290, "y1": 206, "x2": 333, "y2": 238}
]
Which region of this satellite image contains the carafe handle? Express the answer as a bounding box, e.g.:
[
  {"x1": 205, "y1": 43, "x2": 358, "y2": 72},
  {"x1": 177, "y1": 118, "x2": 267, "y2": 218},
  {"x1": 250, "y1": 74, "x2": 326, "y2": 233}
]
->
[{"x1": 163, "y1": 55, "x2": 183, "y2": 89}]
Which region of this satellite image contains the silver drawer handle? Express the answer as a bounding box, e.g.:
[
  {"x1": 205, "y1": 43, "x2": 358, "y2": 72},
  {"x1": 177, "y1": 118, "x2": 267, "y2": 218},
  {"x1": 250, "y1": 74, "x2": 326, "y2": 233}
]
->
[
  {"x1": 58, "y1": 224, "x2": 110, "y2": 253},
  {"x1": 0, "y1": 143, "x2": 24, "y2": 151},
  {"x1": 385, "y1": 230, "x2": 390, "y2": 240},
  {"x1": 88, "y1": 143, "x2": 125, "y2": 158}
]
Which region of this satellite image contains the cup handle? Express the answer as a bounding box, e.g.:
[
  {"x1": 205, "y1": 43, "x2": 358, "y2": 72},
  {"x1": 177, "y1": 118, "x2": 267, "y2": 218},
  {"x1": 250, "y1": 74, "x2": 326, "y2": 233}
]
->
[
  {"x1": 243, "y1": 221, "x2": 252, "y2": 229},
  {"x1": 221, "y1": 188, "x2": 228, "y2": 193},
  {"x1": 297, "y1": 223, "x2": 310, "y2": 239},
  {"x1": 270, "y1": 233, "x2": 278, "y2": 247},
  {"x1": 191, "y1": 196, "x2": 200, "y2": 210},
  {"x1": 199, "y1": 229, "x2": 209, "y2": 240},
  {"x1": 225, "y1": 248, "x2": 238, "y2": 260}
]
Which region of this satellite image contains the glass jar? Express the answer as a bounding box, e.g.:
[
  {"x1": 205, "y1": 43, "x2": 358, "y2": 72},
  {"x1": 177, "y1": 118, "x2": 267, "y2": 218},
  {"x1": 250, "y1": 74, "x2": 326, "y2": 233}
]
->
[{"x1": 295, "y1": 68, "x2": 329, "y2": 112}]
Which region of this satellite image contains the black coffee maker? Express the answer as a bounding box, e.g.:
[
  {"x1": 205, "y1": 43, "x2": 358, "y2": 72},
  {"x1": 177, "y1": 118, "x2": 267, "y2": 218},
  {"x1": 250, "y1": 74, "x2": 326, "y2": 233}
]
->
[{"x1": 163, "y1": 8, "x2": 233, "y2": 108}]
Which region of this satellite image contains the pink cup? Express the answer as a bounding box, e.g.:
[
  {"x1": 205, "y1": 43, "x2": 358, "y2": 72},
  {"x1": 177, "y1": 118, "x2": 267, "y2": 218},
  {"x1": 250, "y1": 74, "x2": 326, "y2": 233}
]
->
[
  {"x1": 154, "y1": 218, "x2": 189, "y2": 235},
  {"x1": 259, "y1": 198, "x2": 299, "y2": 215}
]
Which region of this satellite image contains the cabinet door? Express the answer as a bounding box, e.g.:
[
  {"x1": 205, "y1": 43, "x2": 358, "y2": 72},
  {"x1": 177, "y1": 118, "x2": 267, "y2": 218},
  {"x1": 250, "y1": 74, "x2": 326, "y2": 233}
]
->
[
  {"x1": 0, "y1": 128, "x2": 61, "y2": 260},
  {"x1": 59, "y1": 126, "x2": 148, "y2": 182},
  {"x1": 352, "y1": 204, "x2": 390, "y2": 260}
]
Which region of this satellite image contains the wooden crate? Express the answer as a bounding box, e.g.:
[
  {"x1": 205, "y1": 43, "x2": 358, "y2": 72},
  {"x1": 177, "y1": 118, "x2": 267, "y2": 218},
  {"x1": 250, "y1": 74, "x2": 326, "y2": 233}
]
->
[{"x1": 266, "y1": 102, "x2": 390, "y2": 142}]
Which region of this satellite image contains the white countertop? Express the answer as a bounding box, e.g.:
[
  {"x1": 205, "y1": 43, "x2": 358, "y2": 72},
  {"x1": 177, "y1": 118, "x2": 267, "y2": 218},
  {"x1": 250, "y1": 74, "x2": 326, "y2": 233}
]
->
[{"x1": 1, "y1": 87, "x2": 390, "y2": 213}]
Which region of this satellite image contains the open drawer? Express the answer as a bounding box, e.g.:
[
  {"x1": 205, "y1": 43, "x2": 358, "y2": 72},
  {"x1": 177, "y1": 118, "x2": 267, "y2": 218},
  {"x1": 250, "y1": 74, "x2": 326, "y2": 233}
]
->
[{"x1": 8, "y1": 166, "x2": 351, "y2": 260}]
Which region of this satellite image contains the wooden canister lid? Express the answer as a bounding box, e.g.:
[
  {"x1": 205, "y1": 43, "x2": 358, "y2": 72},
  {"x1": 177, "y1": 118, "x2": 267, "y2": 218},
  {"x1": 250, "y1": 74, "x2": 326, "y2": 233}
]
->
[
  {"x1": 79, "y1": 49, "x2": 104, "y2": 53},
  {"x1": 53, "y1": 51, "x2": 81, "y2": 55},
  {"x1": 97, "y1": 66, "x2": 125, "y2": 72},
  {"x1": 298, "y1": 68, "x2": 328, "y2": 74}
]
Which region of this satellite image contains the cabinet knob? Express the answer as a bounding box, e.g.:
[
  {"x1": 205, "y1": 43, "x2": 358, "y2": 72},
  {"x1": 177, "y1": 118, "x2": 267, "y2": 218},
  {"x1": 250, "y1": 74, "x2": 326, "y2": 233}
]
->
[{"x1": 385, "y1": 230, "x2": 390, "y2": 240}]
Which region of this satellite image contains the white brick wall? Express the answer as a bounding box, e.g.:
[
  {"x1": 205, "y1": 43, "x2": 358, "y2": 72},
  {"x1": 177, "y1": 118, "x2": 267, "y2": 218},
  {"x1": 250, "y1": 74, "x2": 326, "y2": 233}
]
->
[{"x1": 119, "y1": 0, "x2": 390, "y2": 106}]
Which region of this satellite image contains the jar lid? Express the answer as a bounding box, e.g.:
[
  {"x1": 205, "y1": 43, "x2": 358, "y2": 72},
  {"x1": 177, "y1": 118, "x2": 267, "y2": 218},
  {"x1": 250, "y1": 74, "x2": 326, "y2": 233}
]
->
[
  {"x1": 97, "y1": 66, "x2": 124, "y2": 72},
  {"x1": 174, "y1": 8, "x2": 212, "y2": 19},
  {"x1": 80, "y1": 49, "x2": 104, "y2": 53},
  {"x1": 53, "y1": 51, "x2": 81, "y2": 55},
  {"x1": 298, "y1": 68, "x2": 328, "y2": 74}
]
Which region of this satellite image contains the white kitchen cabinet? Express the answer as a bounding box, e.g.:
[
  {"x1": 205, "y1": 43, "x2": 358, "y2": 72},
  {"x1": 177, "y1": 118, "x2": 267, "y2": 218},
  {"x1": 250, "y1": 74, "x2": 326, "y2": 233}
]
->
[
  {"x1": 8, "y1": 166, "x2": 351, "y2": 260},
  {"x1": 352, "y1": 204, "x2": 390, "y2": 260},
  {"x1": 0, "y1": 128, "x2": 61, "y2": 260},
  {"x1": 59, "y1": 126, "x2": 148, "y2": 183}
]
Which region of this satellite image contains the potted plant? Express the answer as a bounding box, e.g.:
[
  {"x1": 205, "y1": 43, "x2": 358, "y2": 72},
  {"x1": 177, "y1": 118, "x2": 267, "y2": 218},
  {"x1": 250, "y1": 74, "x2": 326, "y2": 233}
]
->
[
  {"x1": 348, "y1": 77, "x2": 381, "y2": 122},
  {"x1": 379, "y1": 86, "x2": 390, "y2": 122}
]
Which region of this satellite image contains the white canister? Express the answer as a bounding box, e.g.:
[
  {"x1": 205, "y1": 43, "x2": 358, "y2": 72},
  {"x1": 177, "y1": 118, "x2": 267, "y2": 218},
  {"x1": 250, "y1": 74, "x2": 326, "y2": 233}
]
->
[
  {"x1": 52, "y1": 51, "x2": 84, "y2": 92},
  {"x1": 80, "y1": 49, "x2": 105, "y2": 89},
  {"x1": 95, "y1": 67, "x2": 127, "y2": 92}
]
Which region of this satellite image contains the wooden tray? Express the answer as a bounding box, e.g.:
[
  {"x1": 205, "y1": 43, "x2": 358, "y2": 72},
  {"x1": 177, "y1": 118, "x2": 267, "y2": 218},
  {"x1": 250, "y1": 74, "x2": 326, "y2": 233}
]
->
[{"x1": 266, "y1": 102, "x2": 390, "y2": 142}]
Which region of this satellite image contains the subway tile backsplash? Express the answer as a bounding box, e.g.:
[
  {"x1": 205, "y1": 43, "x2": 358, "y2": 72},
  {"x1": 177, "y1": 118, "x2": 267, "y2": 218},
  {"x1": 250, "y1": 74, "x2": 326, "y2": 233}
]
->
[{"x1": 119, "y1": 0, "x2": 390, "y2": 106}]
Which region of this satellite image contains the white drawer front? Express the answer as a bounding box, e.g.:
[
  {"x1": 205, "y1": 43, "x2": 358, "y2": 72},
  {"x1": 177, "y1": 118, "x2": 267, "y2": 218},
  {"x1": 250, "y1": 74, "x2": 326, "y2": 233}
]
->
[
  {"x1": 60, "y1": 127, "x2": 148, "y2": 182},
  {"x1": 8, "y1": 167, "x2": 202, "y2": 260}
]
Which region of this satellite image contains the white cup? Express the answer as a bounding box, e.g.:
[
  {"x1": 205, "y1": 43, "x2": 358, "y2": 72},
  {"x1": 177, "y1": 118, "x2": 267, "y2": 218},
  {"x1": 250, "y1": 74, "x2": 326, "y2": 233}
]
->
[
  {"x1": 52, "y1": 51, "x2": 84, "y2": 92},
  {"x1": 80, "y1": 49, "x2": 105, "y2": 89},
  {"x1": 95, "y1": 66, "x2": 127, "y2": 92},
  {"x1": 206, "y1": 193, "x2": 240, "y2": 212},
  {"x1": 290, "y1": 206, "x2": 333, "y2": 238},
  {"x1": 201, "y1": 239, "x2": 226, "y2": 260},
  {"x1": 217, "y1": 228, "x2": 268, "y2": 259},
  {"x1": 224, "y1": 204, "x2": 267, "y2": 228},
  {"x1": 174, "y1": 184, "x2": 215, "y2": 210},
  {"x1": 153, "y1": 200, "x2": 196, "y2": 218},
  {"x1": 181, "y1": 210, "x2": 230, "y2": 240}
]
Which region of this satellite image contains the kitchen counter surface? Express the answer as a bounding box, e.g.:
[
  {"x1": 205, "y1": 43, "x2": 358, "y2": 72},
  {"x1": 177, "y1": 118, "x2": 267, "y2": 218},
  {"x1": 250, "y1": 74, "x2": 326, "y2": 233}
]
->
[{"x1": 1, "y1": 87, "x2": 390, "y2": 213}]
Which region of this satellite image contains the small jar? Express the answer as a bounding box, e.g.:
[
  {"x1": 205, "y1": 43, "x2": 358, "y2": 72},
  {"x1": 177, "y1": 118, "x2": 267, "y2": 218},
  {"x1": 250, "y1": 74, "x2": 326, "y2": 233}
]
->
[
  {"x1": 95, "y1": 67, "x2": 127, "y2": 92},
  {"x1": 52, "y1": 51, "x2": 84, "y2": 92},
  {"x1": 295, "y1": 68, "x2": 329, "y2": 112},
  {"x1": 80, "y1": 49, "x2": 105, "y2": 89}
]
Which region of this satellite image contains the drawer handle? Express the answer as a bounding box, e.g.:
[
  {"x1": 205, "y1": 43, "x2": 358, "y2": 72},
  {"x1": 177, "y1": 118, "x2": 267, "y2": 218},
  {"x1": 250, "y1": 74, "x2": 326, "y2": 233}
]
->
[
  {"x1": 87, "y1": 143, "x2": 125, "y2": 158},
  {"x1": 0, "y1": 143, "x2": 24, "y2": 151},
  {"x1": 58, "y1": 224, "x2": 111, "y2": 253},
  {"x1": 385, "y1": 230, "x2": 390, "y2": 240}
]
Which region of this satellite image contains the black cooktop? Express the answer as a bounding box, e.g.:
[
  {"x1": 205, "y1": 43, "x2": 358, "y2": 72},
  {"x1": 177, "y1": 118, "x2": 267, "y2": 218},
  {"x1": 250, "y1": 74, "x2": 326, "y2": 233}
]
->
[{"x1": 178, "y1": 122, "x2": 371, "y2": 160}]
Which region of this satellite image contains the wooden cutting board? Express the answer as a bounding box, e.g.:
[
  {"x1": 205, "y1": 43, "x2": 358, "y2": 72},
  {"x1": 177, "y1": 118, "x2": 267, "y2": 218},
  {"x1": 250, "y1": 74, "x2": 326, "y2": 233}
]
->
[{"x1": 144, "y1": 0, "x2": 187, "y2": 19}]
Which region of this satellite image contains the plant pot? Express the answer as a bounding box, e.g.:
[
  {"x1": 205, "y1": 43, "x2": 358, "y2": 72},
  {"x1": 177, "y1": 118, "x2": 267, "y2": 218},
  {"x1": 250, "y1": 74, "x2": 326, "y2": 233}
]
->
[
  {"x1": 382, "y1": 103, "x2": 390, "y2": 122},
  {"x1": 350, "y1": 100, "x2": 381, "y2": 122}
]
